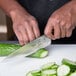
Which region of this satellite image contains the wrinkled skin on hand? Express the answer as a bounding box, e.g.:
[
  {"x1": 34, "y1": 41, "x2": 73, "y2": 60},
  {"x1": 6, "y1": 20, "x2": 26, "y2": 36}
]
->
[
  {"x1": 44, "y1": 1, "x2": 76, "y2": 40},
  {"x1": 11, "y1": 9, "x2": 40, "y2": 45}
]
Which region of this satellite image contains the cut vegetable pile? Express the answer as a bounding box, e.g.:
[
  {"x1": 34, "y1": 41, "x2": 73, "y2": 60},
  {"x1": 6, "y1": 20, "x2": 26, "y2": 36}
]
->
[{"x1": 26, "y1": 59, "x2": 76, "y2": 76}]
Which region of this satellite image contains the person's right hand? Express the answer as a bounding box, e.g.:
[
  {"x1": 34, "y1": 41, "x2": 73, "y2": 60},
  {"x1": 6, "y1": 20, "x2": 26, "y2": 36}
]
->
[{"x1": 10, "y1": 9, "x2": 40, "y2": 45}]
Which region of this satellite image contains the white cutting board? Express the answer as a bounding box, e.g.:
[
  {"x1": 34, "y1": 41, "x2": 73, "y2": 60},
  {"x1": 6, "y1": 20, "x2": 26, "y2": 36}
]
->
[{"x1": 0, "y1": 45, "x2": 76, "y2": 76}]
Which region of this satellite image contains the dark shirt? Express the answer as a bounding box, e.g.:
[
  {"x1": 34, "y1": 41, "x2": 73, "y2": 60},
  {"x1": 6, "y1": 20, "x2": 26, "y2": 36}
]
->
[{"x1": 17, "y1": 0, "x2": 76, "y2": 44}]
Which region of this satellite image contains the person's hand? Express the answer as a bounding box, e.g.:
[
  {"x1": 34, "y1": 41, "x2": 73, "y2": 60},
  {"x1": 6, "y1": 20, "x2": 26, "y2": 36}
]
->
[
  {"x1": 44, "y1": 1, "x2": 76, "y2": 40},
  {"x1": 10, "y1": 9, "x2": 40, "y2": 45}
]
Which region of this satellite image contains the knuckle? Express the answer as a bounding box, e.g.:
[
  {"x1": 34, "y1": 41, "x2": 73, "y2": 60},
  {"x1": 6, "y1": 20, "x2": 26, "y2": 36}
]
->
[
  {"x1": 66, "y1": 24, "x2": 71, "y2": 30},
  {"x1": 13, "y1": 24, "x2": 22, "y2": 30},
  {"x1": 30, "y1": 38, "x2": 34, "y2": 41},
  {"x1": 24, "y1": 21, "x2": 29, "y2": 26},
  {"x1": 19, "y1": 39, "x2": 23, "y2": 42},
  {"x1": 31, "y1": 16, "x2": 36, "y2": 21},
  {"x1": 50, "y1": 17, "x2": 60, "y2": 25},
  {"x1": 66, "y1": 27, "x2": 69, "y2": 30},
  {"x1": 60, "y1": 21, "x2": 65, "y2": 27},
  {"x1": 25, "y1": 39, "x2": 29, "y2": 43},
  {"x1": 44, "y1": 30, "x2": 49, "y2": 36},
  {"x1": 30, "y1": 19, "x2": 37, "y2": 24},
  {"x1": 29, "y1": 35, "x2": 35, "y2": 41},
  {"x1": 51, "y1": 13, "x2": 60, "y2": 19},
  {"x1": 19, "y1": 40, "x2": 24, "y2": 45}
]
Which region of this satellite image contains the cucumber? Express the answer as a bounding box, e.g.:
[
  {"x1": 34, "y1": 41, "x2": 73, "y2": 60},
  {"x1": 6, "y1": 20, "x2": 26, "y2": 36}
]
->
[
  {"x1": 31, "y1": 70, "x2": 41, "y2": 76},
  {"x1": 62, "y1": 58, "x2": 76, "y2": 72},
  {"x1": 41, "y1": 69, "x2": 56, "y2": 76},
  {"x1": 27, "y1": 48, "x2": 48, "y2": 58},
  {"x1": 51, "y1": 64, "x2": 58, "y2": 69},
  {"x1": 69, "y1": 72, "x2": 76, "y2": 76},
  {"x1": 0, "y1": 43, "x2": 21, "y2": 56},
  {"x1": 26, "y1": 70, "x2": 41, "y2": 76},
  {"x1": 0, "y1": 43, "x2": 48, "y2": 58},
  {"x1": 41, "y1": 62, "x2": 58, "y2": 70},
  {"x1": 57, "y1": 65, "x2": 70, "y2": 76},
  {"x1": 26, "y1": 72, "x2": 33, "y2": 76}
]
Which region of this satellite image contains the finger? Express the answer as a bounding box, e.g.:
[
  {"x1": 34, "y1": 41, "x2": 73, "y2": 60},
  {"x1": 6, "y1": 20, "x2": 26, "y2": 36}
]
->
[
  {"x1": 20, "y1": 26, "x2": 29, "y2": 44},
  {"x1": 65, "y1": 24, "x2": 73, "y2": 37},
  {"x1": 24, "y1": 22, "x2": 35, "y2": 41},
  {"x1": 44, "y1": 24, "x2": 55, "y2": 40},
  {"x1": 30, "y1": 21, "x2": 40, "y2": 38},
  {"x1": 60, "y1": 26, "x2": 66, "y2": 38},
  {"x1": 54, "y1": 24, "x2": 61, "y2": 39},
  {"x1": 60, "y1": 21, "x2": 66, "y2": 38},
  {"x1": 66, "y1": 29, "x2": 72, "y2": 37},
  {"x1": 13, "y1": 27, "x2": 24, "y2": 45}
]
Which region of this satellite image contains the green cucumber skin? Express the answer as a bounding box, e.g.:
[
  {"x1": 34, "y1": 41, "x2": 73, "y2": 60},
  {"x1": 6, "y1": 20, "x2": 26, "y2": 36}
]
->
[
  {"x1": 32, "y1": 73, "x2": 41, "y2": 76},
  {"x1": 0, "y1": 43, "x2": 21, "y2": 56},
  {"x1": 41, "y1": 62, "x2": 58, "y2": 71},
  {"x1": 41, "y1": 69, "x2": 57, "y2": 76},
  {"x1": 26, "y1": 70, "x2": 41, "y2": 76},
  {"x1": 27, "y1": 48, "x2": 48, "y2": 58},
  {"x1": 62, "y1": 59, "x2": 76, "y2": 72}
]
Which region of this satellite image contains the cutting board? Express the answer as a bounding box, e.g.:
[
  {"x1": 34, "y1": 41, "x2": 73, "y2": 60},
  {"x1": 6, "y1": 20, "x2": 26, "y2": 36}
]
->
[{"x1": 0, "y1": 45, "x2": 76, "y2": 76}]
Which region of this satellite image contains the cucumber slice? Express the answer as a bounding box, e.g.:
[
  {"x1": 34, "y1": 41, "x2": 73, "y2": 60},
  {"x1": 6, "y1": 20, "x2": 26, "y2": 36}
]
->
[
  {"x1": 62, "y1": 58, "x2": 76, "y2": 72},
  {"x1": 69, "y1": 72, "x2": 76, "y2": 76},
  {"x1": 57, "y1": 65, "x2": 70, "y2": 76},
  {"x1": 26, "y1": 70, "x2": 41, "y2": 76},
  {"x1": 31, "y1": 70, "x2": 41, "y2": 76},
  {"x1": 41, "y1": 69, "x2": 56, "y2": 76},
  {"x1": 27, "y1": 48, "x2": 48, "y2": 58},
  {"x1": 51, "y1": 64, "x2": 58, "y2": 69},
  {"x1": 41, "y1": 62, "x2": 58, "y2": 70},
  {"x1": 26, "y1": 72, "x2": 33, "y2": 76}
]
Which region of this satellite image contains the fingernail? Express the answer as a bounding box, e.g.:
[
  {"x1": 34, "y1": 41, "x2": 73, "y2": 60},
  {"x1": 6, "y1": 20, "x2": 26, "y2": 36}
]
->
[{"x1": 20, "y1": 42, "x2": 24, "y2": 46}]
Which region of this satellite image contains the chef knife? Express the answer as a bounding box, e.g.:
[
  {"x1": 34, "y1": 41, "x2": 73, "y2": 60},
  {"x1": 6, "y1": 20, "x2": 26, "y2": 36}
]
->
[{"x1": 2, "y1": 35, "x2": 51, "y2": 62}]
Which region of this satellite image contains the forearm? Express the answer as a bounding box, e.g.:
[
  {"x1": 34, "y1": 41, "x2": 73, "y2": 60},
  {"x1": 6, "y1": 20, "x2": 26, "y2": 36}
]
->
[{"x1": 0, "y1": 0, "x2": 28, "y2": 18}]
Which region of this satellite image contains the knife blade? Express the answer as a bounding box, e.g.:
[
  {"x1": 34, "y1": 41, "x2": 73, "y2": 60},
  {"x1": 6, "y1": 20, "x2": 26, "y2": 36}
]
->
[{"x1": 2, "y1": 35, "x2": 51, "y2": 62}]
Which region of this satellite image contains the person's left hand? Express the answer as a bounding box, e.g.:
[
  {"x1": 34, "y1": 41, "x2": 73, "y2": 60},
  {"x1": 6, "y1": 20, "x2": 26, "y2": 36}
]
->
[{"x1": 44, "y1": 1, "x2": 76, "y2": 40}]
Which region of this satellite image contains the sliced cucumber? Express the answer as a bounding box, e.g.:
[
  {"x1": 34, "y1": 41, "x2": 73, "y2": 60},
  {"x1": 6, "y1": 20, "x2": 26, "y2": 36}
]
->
[
  {"x1": 26, "y1": 72, "x2": 33, "y2": 76},
  {"x1": 62, "y1": 58, "x2": 76, "y2": 72},
  {"x1": 41, "y1": 69, "x2": 56, "y2": 76},
  {"x1": 27, "y1": 48, "x2": 48, "y2": 58},
  {"x1": 57, "y1": 65, "x2": 70, "y2": 76},
  {"x1": 31, "y1": 70, "x2": 41, "y2": 76},
  {"x1": 26, "y1": 59, "x2": 76, "y2": 76},
  {"x1": 41, "y1": 62, "x2": 58, "y2": 70},
  {"x1": 0, "y1": 43, "x2": 48, "y2": 58},
  {"x1": 51, "y1": 64, "x2": 58, "y2": 69},
  {"x1": 26, "y1": 70, "x2": 41, "y2": 76},
  {"x1": 69, "y1": 72, "x2": 76, "y2": 76}
]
